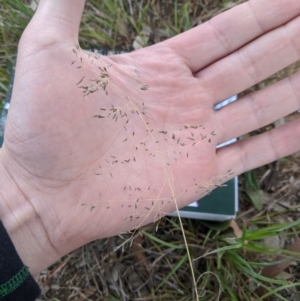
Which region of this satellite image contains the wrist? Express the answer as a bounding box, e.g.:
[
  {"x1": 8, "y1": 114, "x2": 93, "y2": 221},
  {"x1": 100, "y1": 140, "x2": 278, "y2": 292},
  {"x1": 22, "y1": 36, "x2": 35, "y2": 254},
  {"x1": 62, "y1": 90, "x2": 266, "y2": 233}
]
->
[{"x1": 0, "y1": 150, "x2": 59, "y2": 276}]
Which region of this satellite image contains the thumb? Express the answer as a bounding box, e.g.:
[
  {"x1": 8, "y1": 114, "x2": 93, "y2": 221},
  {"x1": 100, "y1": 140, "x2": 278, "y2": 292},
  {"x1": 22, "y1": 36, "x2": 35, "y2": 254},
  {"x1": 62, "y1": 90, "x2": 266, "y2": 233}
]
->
[{"x1": 21, "y1": 0, "x2": 86, "y2": 48}]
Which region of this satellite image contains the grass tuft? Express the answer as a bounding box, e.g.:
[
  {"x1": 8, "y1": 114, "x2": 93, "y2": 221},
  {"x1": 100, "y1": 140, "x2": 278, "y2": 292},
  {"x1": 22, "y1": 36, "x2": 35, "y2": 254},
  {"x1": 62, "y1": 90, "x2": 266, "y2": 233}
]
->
[{"x1": 1, "y1": 1, "x2": 300, "y2": 300}]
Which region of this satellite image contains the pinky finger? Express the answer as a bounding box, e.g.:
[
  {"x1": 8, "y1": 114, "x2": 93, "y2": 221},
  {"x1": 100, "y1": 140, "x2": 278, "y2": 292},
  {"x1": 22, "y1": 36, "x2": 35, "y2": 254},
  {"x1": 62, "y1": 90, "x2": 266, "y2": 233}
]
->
[{"x1": 217, "y1": 117, "x2": 300, "y2": 177}]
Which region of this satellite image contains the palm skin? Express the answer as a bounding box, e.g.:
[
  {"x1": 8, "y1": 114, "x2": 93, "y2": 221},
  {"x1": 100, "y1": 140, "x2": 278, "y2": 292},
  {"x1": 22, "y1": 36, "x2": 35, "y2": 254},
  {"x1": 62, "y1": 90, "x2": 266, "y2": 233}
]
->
[
  {"x1": 0, "y1": 0, "x2": 300, "y2": 276},
  {"x1": 3, "y1": 37, "x2": 218, "y2": 254}
]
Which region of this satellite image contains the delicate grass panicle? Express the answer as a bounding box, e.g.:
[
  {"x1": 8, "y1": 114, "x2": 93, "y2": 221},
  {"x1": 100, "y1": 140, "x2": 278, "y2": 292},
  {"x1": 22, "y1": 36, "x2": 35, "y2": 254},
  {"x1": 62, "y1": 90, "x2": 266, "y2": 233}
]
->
[
  {"x1": 2, "y1": 0, "x2": 300, "y2": 300},
  {"x1": 71, "y1": 44, "x2": 234, "y2": 300},
  {"x1": 71, "y1": 45, "x2": 232, "y2": 222},
  {"x1": 69, "y1": 42, "x2": 300, "y2": 300}
]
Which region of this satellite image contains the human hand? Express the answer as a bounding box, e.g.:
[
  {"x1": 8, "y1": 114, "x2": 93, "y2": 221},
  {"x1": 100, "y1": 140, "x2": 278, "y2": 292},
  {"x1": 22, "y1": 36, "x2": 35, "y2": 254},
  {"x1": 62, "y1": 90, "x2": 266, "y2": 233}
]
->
[{"x1": 0, "y1": 0, "x2": 299, "y2": 276}]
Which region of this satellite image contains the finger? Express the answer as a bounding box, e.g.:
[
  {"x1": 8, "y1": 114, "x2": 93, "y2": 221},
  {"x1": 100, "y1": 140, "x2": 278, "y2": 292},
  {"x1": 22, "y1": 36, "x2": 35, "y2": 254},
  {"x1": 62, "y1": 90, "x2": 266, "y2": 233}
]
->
[
  {"x1": 196, "y1": 14, "x2": 300, "y2": 104},
  {"x1": 216, "y1": 118, "x2": 300, "y2": 177},
  {"x1": 215, "y1": 70, "x2": 300, "y2": 144},
  {"x1": 32, "y1": 0, "x2": 86, "y2": 43},
  {"x1": 166, "y1": 0, "x2": 300, "y2": 73}
]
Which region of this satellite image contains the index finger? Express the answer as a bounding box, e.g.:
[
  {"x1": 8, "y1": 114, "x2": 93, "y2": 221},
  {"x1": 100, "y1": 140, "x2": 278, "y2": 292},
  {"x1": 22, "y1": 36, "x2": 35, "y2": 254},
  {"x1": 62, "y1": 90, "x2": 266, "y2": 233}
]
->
[
  {"x1": 166, "y1": 0, "x2": 300, "y2": 73},
  {"x1": 27, "y1": 0, "x2": 86, "y2": 44}
]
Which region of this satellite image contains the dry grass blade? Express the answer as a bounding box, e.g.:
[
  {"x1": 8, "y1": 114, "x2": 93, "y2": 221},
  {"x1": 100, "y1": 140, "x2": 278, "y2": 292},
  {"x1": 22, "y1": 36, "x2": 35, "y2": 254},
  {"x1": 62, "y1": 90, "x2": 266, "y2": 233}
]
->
[
  {"x1": 1, "y1": 1, "x2": 300, "y2": 301},
  {"x1": 256, "y1": 238, "x2": 300, "y2": 300}
]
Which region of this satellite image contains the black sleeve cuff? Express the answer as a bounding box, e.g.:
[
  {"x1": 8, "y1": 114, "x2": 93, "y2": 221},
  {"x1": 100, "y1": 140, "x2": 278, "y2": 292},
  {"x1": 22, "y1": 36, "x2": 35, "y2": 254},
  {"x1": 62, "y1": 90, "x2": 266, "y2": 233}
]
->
[{"x1": 0, "y1": 221, "x2": 41, "y2": 301}]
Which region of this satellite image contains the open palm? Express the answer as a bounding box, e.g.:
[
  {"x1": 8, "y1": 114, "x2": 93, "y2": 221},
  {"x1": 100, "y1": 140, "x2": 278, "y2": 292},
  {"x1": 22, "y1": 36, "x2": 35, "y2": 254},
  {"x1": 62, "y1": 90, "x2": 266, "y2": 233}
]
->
[{"x1": 1, "y1": 0, "x2": 300, "y2": 275}]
